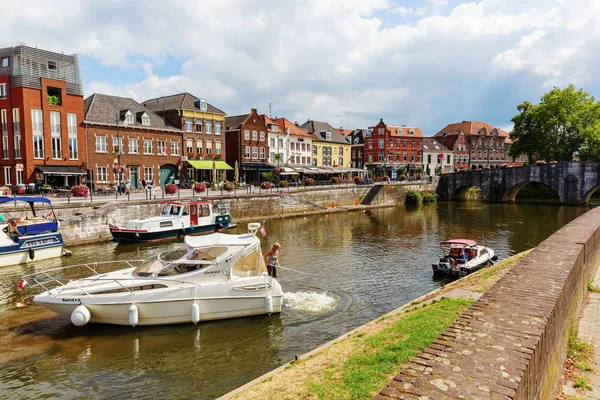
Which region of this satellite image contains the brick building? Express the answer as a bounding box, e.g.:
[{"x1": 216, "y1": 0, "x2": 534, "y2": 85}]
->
[
  {"x1": 84, "y1": 93, "x2": 183, "y2": 189},
  {"x1": 225, "y1": 108, "x2": 271, "y2": 183},
  {"x1": 0, "y1": 43, "x2": 87, "y2": 187},
  {"x1": 349, "y1": 129, "x2": 366, "y2": 169},
  {"x1": 142, "y1": 93, "x2": 228, "y2": 181},
  {"x1": 365, "y1": 119, "x2": 423, "y2": 175}
]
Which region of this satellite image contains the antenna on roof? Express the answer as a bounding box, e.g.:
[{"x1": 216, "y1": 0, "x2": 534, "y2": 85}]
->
[{"x1": 269, "y1": 102, "x2": 273, "y2": 119}]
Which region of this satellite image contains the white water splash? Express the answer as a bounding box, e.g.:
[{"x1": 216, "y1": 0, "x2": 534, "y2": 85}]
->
[{"x1": 283, "y1": 291, "x2": 338, "y2": 314}]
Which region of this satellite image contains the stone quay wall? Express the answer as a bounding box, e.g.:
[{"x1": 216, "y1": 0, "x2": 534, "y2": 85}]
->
[
  {"x1": 375, "y1": 206, "x2": 600, "y2": 399},
  {"x1": 10, "y1": 182, "x2": 433, "y2": 246}
]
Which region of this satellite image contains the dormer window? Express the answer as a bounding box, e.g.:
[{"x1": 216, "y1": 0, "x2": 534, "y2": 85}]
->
[
  {"x1": 200, "y1": 99, "x2": 207, "y2": 111},
  {"x1": 399, "y1": 129, "x2": 403, "y2": 135},
  {"x1": 122, "y1": 110, "x2": 134, "y2": 125},
  {"x1": 141, "y1": 113, "x2": 150, "y2": 126},
  {"x1": 366, "y1": 129, "x2": 372, "y2": 137},
  {"x1": 326, "y1": 131, "x2": 331, "y2": 141},
  {"x1": 272, "y1": 125, "x2": 278, "y2": 132},
  {"x1": 409, "y1": 129, "x2": 414, "y2": 135}
]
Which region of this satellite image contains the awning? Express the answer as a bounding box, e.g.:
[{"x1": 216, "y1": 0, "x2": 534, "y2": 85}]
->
[
  {"x1": 187, "y1": 160, "x2": 233, "y2": 170},
  {"x1": 280, "y1": 167, "x2": 299, "y2": 176},
  {"x1": 242, "y1": 163, "x2": 274, "y2": 171},
  {"x1": 35, "y1": 166, "x2": 85, "y2": 175}
]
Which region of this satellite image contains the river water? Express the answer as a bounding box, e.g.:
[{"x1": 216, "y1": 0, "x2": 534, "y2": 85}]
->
[{"x1": 0, "y1": 202, "x2": 590, "y2": 399}]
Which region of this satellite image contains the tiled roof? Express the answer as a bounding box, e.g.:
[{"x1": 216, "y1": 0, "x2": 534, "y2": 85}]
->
[
  {"x1": 300, "y1": 120, "x2": 350, "y2": 144},
  {"x1": 225, "y1": 114, "x2": 250, "y2": 131},
  {"x1": 338, "y1": 128, "x2": 353, "y2": 136},
  {"x1": 422, "y1": 137, "x2": 452, "y2": 152},
  {"x1": 350, "y1": 129, "x2": 367, "y2": 145},
  {"x1": 142, "y1": 92, "x2": 226, "y2": 115},
  {"x1": 434, "y1": 121, "x2": 509, "y2": 138},
  {"x1": 271, "y1": 117, "x2": 312, "y2": 138},
  {"x1": 83, "y1": 93, "x2": 180, "y2": 132},
  {"x1": 386, "y1": 126, "x2": 424, "y2": 137}
]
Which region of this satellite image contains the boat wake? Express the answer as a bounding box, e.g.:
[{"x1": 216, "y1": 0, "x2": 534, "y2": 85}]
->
[{"x1": 283, "y1": 291, "x2": 338, "y2": 315}]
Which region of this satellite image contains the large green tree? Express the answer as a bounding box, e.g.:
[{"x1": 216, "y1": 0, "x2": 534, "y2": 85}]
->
[{"x1": 509, "y1": 85, "x2": 600, "y2": 162}]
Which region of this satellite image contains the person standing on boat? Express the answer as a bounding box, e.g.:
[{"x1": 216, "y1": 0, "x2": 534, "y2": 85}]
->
[{"x1": 264, "y1": 243, "x2": 281, "y2": 278}]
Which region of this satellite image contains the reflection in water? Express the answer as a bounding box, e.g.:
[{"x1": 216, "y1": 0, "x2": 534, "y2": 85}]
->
[{"x1": 0, "y1": 202, "x2": 589, "y2": 399}]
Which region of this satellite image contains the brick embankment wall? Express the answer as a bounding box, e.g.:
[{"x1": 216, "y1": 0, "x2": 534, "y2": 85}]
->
[{"x1": 375, "y1": 206, "x2": 600, "y2": 400}]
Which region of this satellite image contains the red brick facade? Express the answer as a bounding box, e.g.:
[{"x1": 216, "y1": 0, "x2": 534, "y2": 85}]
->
[
  {"x1": 365, "y1": 119, "x2": 423, "y2": 170},
  {"x1": 0, "y1": 77, "x2": 86, "y2": 186}
]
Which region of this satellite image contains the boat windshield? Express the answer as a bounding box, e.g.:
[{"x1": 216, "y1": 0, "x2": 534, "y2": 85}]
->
[{"x1": 133, "y1": 246, "x2": 229, "y2": 277}]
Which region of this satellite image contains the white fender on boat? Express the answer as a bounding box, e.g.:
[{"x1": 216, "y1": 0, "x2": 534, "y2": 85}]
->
[
  {"x1": 71, "y1": 305, "x2": 91, "y2": 326},
  {"x1": 265, "y1": 294, "x2": 273, "y2": 315},
  {"x1": 191, "y1": 302, "x2": 200, "y2": 325},
  {"x1": 129, "y1": 304, "x2": 139, "y2": 327}
]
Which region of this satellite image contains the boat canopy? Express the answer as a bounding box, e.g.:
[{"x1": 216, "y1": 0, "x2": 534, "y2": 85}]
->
[
  {"x1": 441, "y1": 239, "x2": 477, "y2": 246},
  {"x1": 0, "y1": 196, "x2": 53, "y2": 205}
]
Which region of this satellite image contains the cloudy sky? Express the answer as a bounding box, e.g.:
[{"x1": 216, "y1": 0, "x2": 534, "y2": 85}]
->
[{"x1": 3, "y1": 0, "x2": 600, "y2": 133}]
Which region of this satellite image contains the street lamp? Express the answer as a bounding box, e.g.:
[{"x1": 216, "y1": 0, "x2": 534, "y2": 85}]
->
[{"x1": 115, "y1": 113, "x2": 122, "y2": 194}]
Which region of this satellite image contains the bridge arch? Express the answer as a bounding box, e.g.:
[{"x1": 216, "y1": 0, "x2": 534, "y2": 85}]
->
[
  {"x1": 582, "y1": 184, "x2": 600, "y2": 204},
  {"x1": 450, "y1": 185, "x2": 483, "y2": 201},
  {"x1": 502, "y1": 181, "x2": 560, "y2": 202}
]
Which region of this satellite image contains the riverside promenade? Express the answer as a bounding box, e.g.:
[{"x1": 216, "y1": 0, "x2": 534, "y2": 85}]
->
[{"x1": 374, "y1": 206, "x2": 600, "y2": 399}]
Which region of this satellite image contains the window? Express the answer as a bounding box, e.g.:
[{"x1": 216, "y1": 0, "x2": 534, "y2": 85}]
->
[
  {"x1": 368, "y1": 140, "x2": 373, "y2": 149},
  {"x1": 270, "y1": 138, "x2": 275, "y2": 147},
  {"x1": 259, "y1": 131, "x2": 265, "y2": 141},
  {"x1": 378, "y1": 139, "x2": 384, "y2": 148},
  {"x1": 205, "y1": 140, "x2": 213, "y2": 154},
  {"x1": 97, "y1": 167, "x2": 108, "y2": 183},
  {"x1": 447, "y1": 155, "x2": 451, "y2": 164},
  {"x1": 409, "y1": 130, "x2": 414, "y2": 135},
  {"x1": 244, "y1": 130, "x2": 250, "y2": 140},
  {"x1": 312, "y1": 145, "x2": 317, "y2": 155},
  {"x1": 200, "y1": 99, "x2": 207, "y2": 111},
  {"x1": 215, "y1": 141, "x2": 222, "y2": 155},
  {"x1": 14, "y1": 134, "x2": 21, "y2": 159},
  {"x1": 339, "y1": 147, "x2": 344, "y2": 156},
  {"x1": 252, "y1": 131, "x2": 257, "y2": 141},
  {"x1": 427, "y1": 154, "x2": 432, "y2": 164},
  {"x1": 185, "y1": 119, "x2": 192, "y2": 132},
  {"x1": 272, "y1": 125, "x2": 278, "y2": 132},
  {"x1": 112, "y1": 136, "x2": 123, "y2": 155},
  {"x1": 378, "y1": 152, "x2": 385, "y2": 162},
  {"x1": 47, "y1": 60, "x2": 57, "y2": 71},
  {"x1": 403, "y1": 154, "x2": 407, "y2": 161},
  {"x1": 411, "y1": 154, "x2": 415, "y2": 162},
  {"x1": 1, "y1": 109, "x2": 6, "y2": 135},
  {"x1": 278, "y1": 138, "x2": 284, "y2": 148},
  {"x1": 144, "y1": 167, "x2": 153, "y2": 182},
  {"x1": 290, "y1": 142, "x2": 295, "y2": 151},
  {"x1": 326, "y1": 131, "x2": 331, "y2": 140},
  {"x1": 260, "y1": 147, "x2": 265, "y2": 159},
  {"x1": 47, "y1": 86, "x2": 61, "y2": 105},
  {"x1": 378, "y1": 128, "x2": 384, "y2": 135},
  {"x1": 205, "y1": 121, "x2": 212, "y2": 134},
  {"x1": 0, "y1": 84, "x2": 6, "y2": 99},
  {"x1": 0, "y1": 57, "x2": 7, "y2": 68},
  {"x1": 339, "y1": 157, "x2": 343, "y2": 166},
  {"x1": 129, "y1": 138, "x2": 139, "y2": 154},
  {"x1": 312, "y1": 158, "x2": 317, "y2": 166},
  {"x1": 252, "y1": 147, "x2": 258, "y2": 159},
  {"x1": 142, "y1": 114, "x2": 150, "y2": 126},
  {"x1": 215, "y1": 123, "x2": 221, "y2": 135},
  {"x1": 125, "y1": 112, "x2": 134, "y2": 124},
  {"x1": 171, "y1": 141, "x2": 180, "y2": 155},
  {"x1": 144, "y1": 139, "x2": 153, "y2": 154},
  {"x1": 96, "y1": 136, "x2": 107, "y2": 153},
  {"x1": 1, "y1": 135, "x2": 7, "y2": 159},
  {"x1": 186, "y1": 138, "x2": 193, "y2": 154},
  {"x1": 3, "y1": 166, "x2": 11, "y2": 185},
  {"x1": 196, "y1": 140, "x2": 203, "y2": 154},
  {"x1": 368, "y1": 154, "x2": 373, "y2": 162},
  {"x1": 16, "y1": 167, "x2": 23, "y2": 185},
  {"x1": 366, "y1": 129, "x2": 372, "y2": 137},
  {"x1": 412, "y1": 141, "x2": 415, "y2": 149},
  {"x1": 157, "y1": 140, "x2": 166, "y2": 155},
  {"x1": 50, "y1": 111, "x2": 61, "y2": 159},
  {"x1": 67, "y1": 113, "x2": 78, "y2": 160},
  {"x1": 195, "y1": 121, "x2": 202, "y2": 133},
  {"x1": 244, "y1": 146, "x2": 250, "y2": 158},
  {"x1": 12, "y1": 108, "x2": 20, "y2": 134}
]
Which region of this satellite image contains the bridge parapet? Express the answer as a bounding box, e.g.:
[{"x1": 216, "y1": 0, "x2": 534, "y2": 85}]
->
[
  {"x1": 375, "y1": 206, "x2": 600, "y2": 399},
  {"x1": 436, "y1": 161, "x2": 600, "y2": 204}
]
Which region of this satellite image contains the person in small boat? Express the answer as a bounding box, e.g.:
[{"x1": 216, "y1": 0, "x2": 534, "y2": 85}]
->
[{"x1": 263, "y1": 242, "x2": 281, "y2": 278}]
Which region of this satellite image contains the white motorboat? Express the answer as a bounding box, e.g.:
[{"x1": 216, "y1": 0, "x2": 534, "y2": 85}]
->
[
  {"x1": 109, "y1": 200, "x2": 233, "y2": 243},
  {"x1": 0, "y1": 196, "x2": 64, "y2": 267},
  {"x1": 19, "y1": 223, "x2": 283, "y2": 326},
  {"x1": 432, "y1": 239, "x2": 497, "y2": 278}
]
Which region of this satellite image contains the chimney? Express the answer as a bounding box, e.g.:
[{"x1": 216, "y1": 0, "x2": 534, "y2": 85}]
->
[
  {"x1": 251, "y1": 108, "x2": 257, "y2": 113},
  {"x1": 294, "y1": 121, "x2": 298, "y2": 127},
  {"x1": 379, "y1": 118, "x2": 383, "y2": 123}
]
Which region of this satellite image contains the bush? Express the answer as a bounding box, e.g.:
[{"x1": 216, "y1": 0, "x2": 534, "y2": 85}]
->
[
  {"x1": 415, "y1": 166, "x2": 424, "y2": 174},
  {"x1": 279, "y1": 180, "x2": 288, "y2": 188},
  {"x1": 70, "y1": 184, "x2": 90, "y2": 198},
  {"x1": 399, "y1": 174, "x2": 407, "y2": 181},
  {"x1": 0, "y1": 186, "x2": 12, "y2": 196},
  {"x1": 405, "y1": 190, "x2": 423, "y2": 205},
  {"x1": 164, "y1": 183, "x2": 178, "y2": 194},
  {"x1": 353, "y1": 176, "x2": 363, "y2": 185},
  {"x1": 262, "y1": 172, "x2": 275, "y2": 183},
  {"x1": 330, "y1": 176, "x2": 341, "y2": 184},
  {"x1": 193, "y1": 182, "x2": 207, "y2": 193},
  {"x1": 222, "y1": 181, "x2": 235, "y2": 192},
  {"x1": 304, "y1": 178, "x2": 315, "y2": 186},
  {"x1": 261, "y1": 181, "x2": 272, "y2": 189},
  {"x1": 423, "y1": 193, "x2": 438, "y2": 203}
]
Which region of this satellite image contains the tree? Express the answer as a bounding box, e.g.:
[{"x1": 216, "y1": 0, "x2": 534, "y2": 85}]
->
[{"x1": 510, "y1": 85, "x2": 600, "y2": 162}]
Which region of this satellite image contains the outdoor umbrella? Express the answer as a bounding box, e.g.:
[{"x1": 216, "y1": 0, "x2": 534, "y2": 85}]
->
[
  {"x1": 234, "y1": 161, "x2": 239, "y2": 183},
  {"x1": 212, "y1": 161, "x2": 217, "y2": 184}
]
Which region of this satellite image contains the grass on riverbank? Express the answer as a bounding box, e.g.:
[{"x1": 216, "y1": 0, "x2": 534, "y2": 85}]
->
[{"x1": 231, "y1": 251, "x2": 530, "y2": 400}]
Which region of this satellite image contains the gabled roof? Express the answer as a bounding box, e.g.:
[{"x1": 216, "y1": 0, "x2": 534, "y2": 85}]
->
[
  {"x1": 300, "y1": 120, "x2": 350, "y2": 144},
  {"x1": 350, "y1": 129, "x2": 367, "y2": 145},
  {"x1": 271, "y1": 117, "x2": 312, "y2": 138},
  {"x1": 422, "y1": 137, "x2": 452, "y2": 152},
  {"x1": 434, "y1": 121, "x2": 509, "y2": 138},
  {"x1": 224, "y1": 114, "x2": 250, "y2": 131},
  {"x1": 83, "y1": 93, "x2": 180, "y2": 132},
  {"x1": 338, "y1": 128, "x2": 353, "y2": 136},
  {"x1": 142, "y1": 92, "x2": 226, "y2": 115}
]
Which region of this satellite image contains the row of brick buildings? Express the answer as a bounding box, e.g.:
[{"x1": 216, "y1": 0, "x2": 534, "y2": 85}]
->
[{"x1": 0, "y1": 43, "x2": 523, "y2": 189}]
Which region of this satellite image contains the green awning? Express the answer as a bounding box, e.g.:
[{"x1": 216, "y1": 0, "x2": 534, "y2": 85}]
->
[{"x1": 187, "y1": 160, "x2": 233, "y2": 170}]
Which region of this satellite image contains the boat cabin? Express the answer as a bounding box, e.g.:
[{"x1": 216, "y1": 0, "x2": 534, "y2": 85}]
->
[{"x1": 159, "y1": 201, "x2": 229, "y2": 227}]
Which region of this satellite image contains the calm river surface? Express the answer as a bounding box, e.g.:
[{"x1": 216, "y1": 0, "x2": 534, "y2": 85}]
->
[{"x1": 0, "y1": 202, "x2": 590, "y2": 399}]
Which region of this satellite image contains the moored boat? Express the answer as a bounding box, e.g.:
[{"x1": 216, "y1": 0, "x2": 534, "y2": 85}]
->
[
  {"x1": 0, "y1": 196, "x2": 64, "y2": 267},
  {"x1": 109, "y1": 200, "x2": 233, "y2": 243},
  {"x1": 19, "y1": 223, "x2": 283, "y2": 326},
  {"x1": 432, "y1": 239, "x2": 497, "y2": 278}
]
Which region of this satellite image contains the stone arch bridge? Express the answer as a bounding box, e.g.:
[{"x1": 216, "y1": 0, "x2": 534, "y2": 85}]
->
[{"x1": 436, "y1": 162, "x2": 600, "y2": 204}]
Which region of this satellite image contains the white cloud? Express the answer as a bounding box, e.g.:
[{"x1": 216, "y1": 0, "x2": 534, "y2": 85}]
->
[{"x1": 3, "y1": 0, "x2": 600, "y2": 132}]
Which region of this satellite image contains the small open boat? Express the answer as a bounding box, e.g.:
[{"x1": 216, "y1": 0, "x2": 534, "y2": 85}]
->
[
  {"x1": 110, "y1": 200, "x2": 234, "y2": 243},
  {"x1": 19, "y1": 223, "x2": 283, "y2": 326},
  {"x1": 432, "y1": 239, "x2": 497, "y2": 278},
  {"x1": 0, "y1": 196, "x2": 64, "y2": 267}
]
